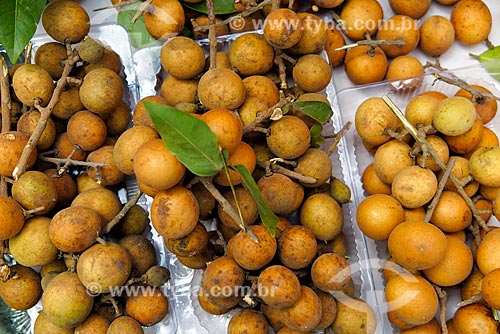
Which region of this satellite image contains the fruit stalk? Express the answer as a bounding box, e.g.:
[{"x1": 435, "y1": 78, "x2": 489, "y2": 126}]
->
[
  {"x1": 38, "y1": 156, "x2": 107, "y2": 171},
  {"x1": 13, "y1": 41, "x2": 79, "y2": 179},
  {"x1": 433, "y1": 284, "x2": 448, "y2": 334},
  {"x1": 131, "y1": 0, "x2": 153, "y2": 23},
  {"x1": 104, "y1": 189, "x2": 143, "y2": 233},
  {"x1": 423, "y1": 157, "x2": 455, "y2": 223},
  {"x1": 326, "y1": 121, "x2": 351, "y2": 156},
  {"x1": 433, "y1": 73, "x2": 500, "y2": 102},
  {"x1": 207, "y1": 0, "x2": 217, "y2": 70},
  {"x1": 0, "y1": 55, "x2": 11, "y2": 196},
  {"x1": 242, "y1": 96, "x2": 291, "y2": 134},
  {"x1": 334, "y1": 38, "x2": 405, "y2": 52}
]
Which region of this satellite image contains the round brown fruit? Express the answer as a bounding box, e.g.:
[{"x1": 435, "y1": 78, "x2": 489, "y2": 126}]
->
[
  {"x1": 0, "y1": 196, "x2": 25, "y2": 240},
  {"x1": 423, "y1": 236, "x2": 473, "y2": 287},
  {"x1": 79, "y1": 68, "x2": 124, "y2": 118},
  {"x1": 74, "y1": 314, "x2": 110, "y2": 334},
  {"x1": 373, "y1": 140, "x2": 414, "y2": 185},
  {"x1": 263, "y1": 8, "x2": 302, "y2": 49},
  {"x1": 41, "y1": 0, "x2": 90, "y2": 43},
  {"x1": 151, "y1": 185, "x2": 199, "y2": 239},
  {"x1": 143, "y1": 0, "x2": 185, "y2": 40},
  {"x1": 453, "y1": 303, "x2": 498, "y2": 334},
  {"x1": 340, "y1": 0, "x2": 383, "y2": 41},
  {"x1": 133, "y1": 138, "x2": 185, "y2": 191},
  {"x1": 198, "y1": 68, "x2": 246, "y2": 110},
  {"x1": 0, "y1": 265, "x2": 42, "y2": 310},
  {"x1": 49, "y1": 205, "x2": 101, "y2": 252},
  {"x1": 430, "y1": 191, "x2": 472, "y2": 233},
  {"x1": 278, "y1": 225, "x2": 317, "y2": 270},
  {"x1": 455, "y1": 84, "x2": 497, "y2": 124},
  {"x1": 266, "y1": 115, "x2": 310, "y2": 159},
  {"x1": 227, "y1": 224, "x2": 277, "y2": 271},
  {"x1": 42, "y1": 271, "x2": 93, "y2": 329},
  {"x1": 385, "y1": 55, "x2": 423, "y2": 82},
  {"x1": 107, "y1": 316, "x2": 144, "y2": 334},
  {"x1": 12, "y1": 170, "x2": 58, "y2": 215},
  {"x1": 125, "y1": 288, "x2": 169, "y2": 327},
  {"x1": 34, "y1": 42, "x2": 67, "y2": 80},
  {"x1": 17, "y1": 110, "x2": 56, "y2": 151},
  {"x1": 201, "y1": 256, "x2": 245, "y2": 298},
  {"x1": 67, "y1": 110, "x2": 107, "y2": 151},
  {"x1": 258, "y1": 173, "x2": 304, "y2": 215},
  {"x1": 213, "y1": 141, "x2": 256, "y2": 186},
  {"x1": 9, "y1": 216, "x2": 58, "y2": 267},
  {"x1": 242, "y1": 75, "x2": 280, "y2": 107},
  {"x1": 388, "y1": 221, "x2": 447, "y2": 271},
  {"x1": 331, "y1": 296, "x2": 377, "y2": 334},
  {"x1": 325, "y1": 27, "x2": 347, "y2": 67},
  {"x1": 160, "y1": 36, "x2": 205, "y2": 79},
  {"x1": 311, "y1": 253, "x2": 351, "y2": 292},
  {"x1": 300, "y1": 193, "x2": 343, "y2": 241},
  {"x1": 292, "y1": 54, "x2": 332, "y2": 93},
  {"x1": 450, "y1": 0, "x2": 492, "y2": 45},
  {"x1": 476, "y1": 228, "x2": 500, "y2": 274},
  {"x1": 385, "y1": 273, "x2": 438, "y2": 326},
  {"x1": 72, "y1": 187, "x2": 122, "y2": 229},
  {"x1": 229, "y1": 33, "x2": 274, "y2": 76},
  {"x1": 257, "y1": 265, "x2": 300, "y2": 308},
  {"x1": 388, "y1": 0, "x2": 430, "y2": 19},
  {"x1": 282, "y1": 286, "x2": 322, "y2": 332},
  {"x1": 391, "y1": 166, "x2": 437, "y2": 209},
  {"x1": 469, "y1": 146, "x2": 500, "y2": 187},
  {"x1": 119, "y1": 234, "x2": 157, "y2": 276},
  {"x1": 12, "y1": 64, "x2": 54, "y2": 107},
  {"x1": 419, "y1": 15, "x2": 455, "y2": 57},
  {"x1": 113, "y1": 125, "x2": 159, "y2": 175},
  {"x1": 376, "y1": 15, "x2": 420, "y2": 58},
  {"x1": 228, "y1": 309, "x2": 269, "y2": 334},
  {"x1": 356, "y1": 194, "x2": 404, "y2": 240},
  {"x1": 344, "y1": 46, "x2": 388, "y2": 85},
  {"x1": 286, "y1": 13, "x2": 327, "y2": 55}
]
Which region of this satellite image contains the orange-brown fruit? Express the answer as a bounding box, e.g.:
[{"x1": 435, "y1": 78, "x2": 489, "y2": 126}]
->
[
  {"x1": 344, "y1": 46, "x2": 388, "y2": 85},
  {"x1": 340, "y1": 0, "x2": 384, "y2": 41},
  {"x1": 377, "y1": 15, "x2": 420, "y2": 58},
  {"x1": 41, "y1": 0, "x2": 90, "y2": 43},
  {"x1": 278, "y1": 225, "x2": 317, "y2": 270},
  {"x1": 198, "y1": 68, "x2": 246, "y2": 110},
  {"x1": 72, "y1": 187, "x2": 122, "y2": 229},
  {"x1": 453, "y1": 303, "x2": 498, "y2": 334},
  {"x1": 450, "y1": 0, "x2": 492, "y2": 45},
  {"x1": 385, "y1": 55, "x2": 424, "y2": 82},
  {"x1": 160, "y1": 36, "x2": 205, "y2": 79},
  {"x1": 388, "y1": 221, "x2": 447, "y2": 271},
  {"x1": 228, "y1": 32, "x2": 274, "y2": 76},
  {"x1": 228, "y1": 224, "x2": 277, "y2": 271},
  {"x1": 325, "y1": 27, "x2": 347, "y2": 67},
  {"x1": 311, "y1": 253, "x2": 351, "y2": 292},
  {"x1": 356, "y1": 194, "x2": 405, "y2": 240},
  {"x1": 242, "y1": 75, "x2": 280, "y2": 107},
  {"x1": 419, "y1": 15, "x2": 455, "y2": 57},
  {"x1": 16, "y1": 111, "x2": 56, "y2": 151},
  {"x1": 445, "y1": 117, "x2": 484, "y2": 154},
  {"x1": 0, "y1": 131, "x2": 37, "y2": 176},
  {"x1": 151, "y1": 186, "x2": 199, "y2": 239},
  {"x1": 86, "y1": 145, "x2": 125, "y2": 186},
  {"x1": 423, "y1": 236, "x2": 473, "y2": 286},
  {"x1": 286, "y1": 13, "x2": 327, "y2": 55},
  {"x1": 34, "y1": 42, "x2": 67, "y2": 80},
  {"x1": 113, "y1": 125, "x2": 159, "y2": 175},
  {"x1": 218, "y1": 187, "x2": 258, "y2": 230},
  {"x1": 201, "y1": 108, "x2": 243, "y2": 155},
  {"x1": 257, "y1": 265, "x2": 301, "y2": 308},
  {"x1": 331, "y1": 296, "x2": 377, "y2": 334},
  {"x1": 0, "y1": 265, "x2": 42, "y2": 310},
  {"x1": 143, "y1": 0, "x2": 185, "y2": 40},
  {"x1": 391, "y1": 166, "x2": 437, "y2": 209},
  {"x1": 107, "y1": 316, "x2": 144, "y2": 334},
  {"x1": 133, "y1": 138, "x2": 185, "y2": 190},
  {"x1": 385, "y1": 273, "x2": 438, "y2": 326},
  {"x1": 126, "y1": 288, "x2": 169, "y2": 326},
  {"x1": 361, "y1": 163, "x2": 392, "y2": 195},
  {"x1": 0, "y1": 196, "x2": 25, "y2": 240},
  {"x1": 12, "y1": 170, "x2": 58, "y2": 215},
  {"x1": 282, "y1": 286, "x2": 322, "y2": 332},
  {"x1": 49, "y1": 205, "x2": 102, "y2": 252},
  {"x1": 388, "y1": 0, "x2": 430, "y2": 19},
  {"x1": 67, "y1": 110, "x2": 107, "y2": 151},
  {"x1": 84, "y1": 47, "x2": 122, "y2": 74},
  {"x1": 53, "y1": 132, "x2": 88, "y2": 161},
  {"x1": 12, "y1": 64, "x2": 54, "y2": 107},
  {"x1": 228, "y1": 309, "x2": 269, "y2": 334},
  {"x1": 80, "y1": 68, "x2": 124, "y2": 118},
  {"x1": 263, "y1": 8, "x2": 302, "y2": 49},
  {"x1": 430, "y1": 191, "x2": 472, "y2": 232},
  {"x1": 74, "y1": 314, "x2": 110, "y2": 334},
  {"x1": 159, "y1": 75, "x2": 198, "y2": 106},
  {"x1": 476, "y1": 228, "x2": 500, "y2": 274},
  {"x1": 106, "y1": 101, "x2": 132, "y2": 136},
  {"x1": 455, "y1": 85, "x2": 497, "y2": 124}
]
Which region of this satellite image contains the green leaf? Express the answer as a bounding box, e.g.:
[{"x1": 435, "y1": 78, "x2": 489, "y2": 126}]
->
[
  {"x1": 181, "y1": 0, "x2": 237, "y2": 15},
  {"x1": 0, "y1": 0, "x2": 46, "y2": 63},
  {"x1": 117, "y1": 3, "x2": 161, "y2": 49},
  {"x1": 232, "y1": 164, "x2": 278, "y2": 237},
  {"x1": 291, "y1": 101, "x2": 333, "y2": 125},
  {"x1": 310, "y1": 123, "x2": 325, "y2": 148},
  {"x1": 476, "y1": 46, "x2": 500, "y2": 83},
  {"x1": 145, "y1": 102, "x2": 225, "y2": 176}
]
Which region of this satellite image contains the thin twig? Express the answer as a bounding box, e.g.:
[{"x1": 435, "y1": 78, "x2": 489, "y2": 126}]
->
[
  {"x1": 243, "y1": 96, "x2": 292, "y2": 134},
  {"x1": 56, "y1": 145, "x2": 82, "y2": 175},
  {"x1": 334, "y1": 38, "x2": 405, "y2": 52},
  {"x1": 24, "y1": 42, "x2": 33, "y2": 65},
  {"x1": 433, "y1": 73, "x2": 500, "y2": 102},
  {"x1": 38, "y1": 156, "x2": 107, "y2": 169},
  {"x1": 424, "y1": 157, "x2": 455, "y2": 223},
  {"x1": 192, "y1": 0, "x2": 272, "y2": 32},
  {"x1": 0, "y1": 55, "x2": 11, "y2": 197},
  {"x1": 382, "y1": 95, "x2": 490, "y2": 233},
  {"x1": 326, "y1": 121, "x2": 351, "y2": 156},
  {"x1": 330, "y1": 11, "x2": 347, "y2": 35},
  {"x1": 104, "y1": 189, "x2": 143, "y2": 233},
  {"x1": 13, "y1": 41, "x2": 79, "y2": 179},
  {"x1": 433, "y1": 285, "x2": 448, "y2": 334},
  {"x1": 457, "y1": 293, "x2": 483, "y2": 307},
  {"x1": 131, "y1": 0, "x2": 153, "y2": 23},
  {"x1": 207, "y1": 0, "x2": 217, "y2": 70},
  {"x1": 258, "y1": 161, "x2": 316, "y2": 183},
  {"x1": 274, "y1": 49, "x2": 287, "y2": 89}
]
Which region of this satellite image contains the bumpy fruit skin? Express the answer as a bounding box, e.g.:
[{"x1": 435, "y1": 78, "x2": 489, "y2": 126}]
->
[
  {"x1": 266, "y1": 115, "x2": 310, "y2": 159},
  {"x1": 450, "y1": 0, "x2": 492, "y2": 45},
  {"x1": 42, "y1": 272, "x2": 93, "y2": 329},
  {"x1": 160, "y1": 36, "x2": 205, "y2": 79},
  {"x1": 198, "y1": 68, "x2": 246, "y2": 110},
  {"x1": 42, "y1": 0, "x2": 90, "y2": 43},
  {"x1": 12, "y1": 64, "x2": 54, "y2": 107},
  {"x1": 263, "y1": 8, "x2": 302, "y2": 49},
  {"x1": 79, "y1": 68, "x2": 124, "y2": 117},
  {"x1": 229, "y1": 33, "x2": 275, "y2": 76},
  {"x1": 0, "y1": 196, "x2": 25, "y2": 240},
  {"x1": 0, "y1": 265, "x2": 42, "y2": 310}
]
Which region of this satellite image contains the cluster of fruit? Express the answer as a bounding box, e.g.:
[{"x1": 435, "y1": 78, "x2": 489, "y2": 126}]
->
[
  {"x1": 0, "y1": 1, "x2": 174, "y2": 334},
  {"x1": 130, "y1": 10, "x2": 376, "y2": 332},
  {"x1": 354, "y1": 76, "x2": 500, "y2": 332}
]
